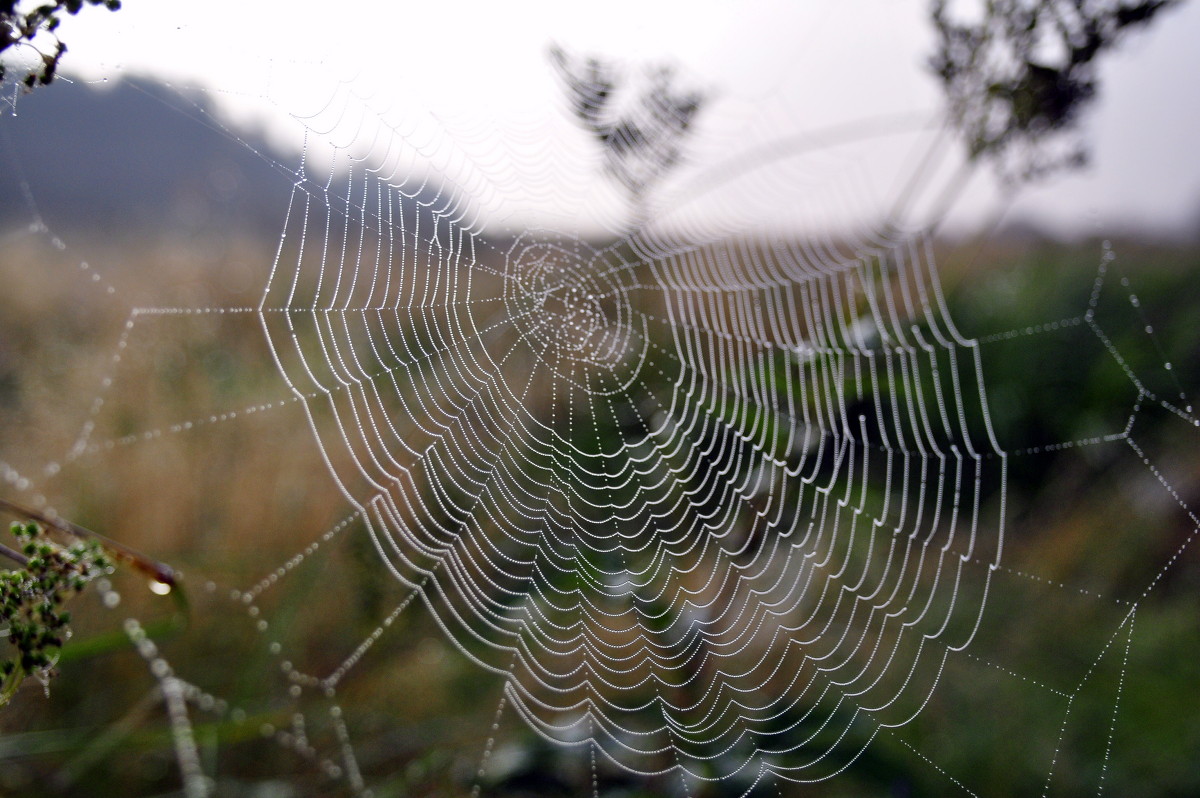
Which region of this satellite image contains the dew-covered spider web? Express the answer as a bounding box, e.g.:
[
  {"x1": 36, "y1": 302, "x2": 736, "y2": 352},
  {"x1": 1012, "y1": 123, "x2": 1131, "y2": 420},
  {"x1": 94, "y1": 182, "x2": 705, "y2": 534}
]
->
[
  {"x1": 260, "y1": 99, "x2": 1004, "y2": 788},
  {"x1": 0, "y1": 4, "x2": 1197, "y2": 797}
]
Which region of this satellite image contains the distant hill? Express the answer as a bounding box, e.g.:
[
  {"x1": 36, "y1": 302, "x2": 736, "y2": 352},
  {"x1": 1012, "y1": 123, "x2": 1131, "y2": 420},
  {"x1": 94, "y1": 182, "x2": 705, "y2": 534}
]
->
[
  {"x1": 0, "y1": 76, "x2": 300, "y2": 237},
  {"x1": 0, "y1": 75, "x2": 474, "y2": 249}
]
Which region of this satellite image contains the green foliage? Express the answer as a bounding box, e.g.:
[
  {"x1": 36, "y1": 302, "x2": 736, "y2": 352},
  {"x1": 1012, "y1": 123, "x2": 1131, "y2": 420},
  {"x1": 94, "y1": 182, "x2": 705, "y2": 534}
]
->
[
  {"x1": 0, "y1": 0, "x2": 122, "y2": 89},
  {"x1": 0, "y1": 521, "x2": 111, "y2": 707}
]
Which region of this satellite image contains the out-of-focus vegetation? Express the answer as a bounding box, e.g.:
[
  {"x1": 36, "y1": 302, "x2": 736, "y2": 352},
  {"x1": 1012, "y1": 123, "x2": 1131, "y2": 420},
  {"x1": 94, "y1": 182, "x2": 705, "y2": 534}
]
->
[
  {"x1": 930, "y1": 0, "x2": 1184, "y2": 180},
  {"x1": 0, "y1": 0, "x2": 123, "y2": 88},
  {"x1": 0, "y1": 221, "x2": 1196, "y2": 796},
  {"x1": 549, "y1": 45, "x2": 705, "y2": 204}
]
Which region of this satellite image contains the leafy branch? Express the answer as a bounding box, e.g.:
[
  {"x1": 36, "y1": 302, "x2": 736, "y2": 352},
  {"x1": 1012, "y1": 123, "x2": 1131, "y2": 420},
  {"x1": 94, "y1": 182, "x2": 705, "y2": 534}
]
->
[
  {"x1": 930, "y1": 0, "x2": 1182, "y2": 181},
  {"x1": 0, "y1": 0, "x2": 122, "y2": 89},
  {"x1": 549, "y1": 44, "x2": 705, "y2": 205}
]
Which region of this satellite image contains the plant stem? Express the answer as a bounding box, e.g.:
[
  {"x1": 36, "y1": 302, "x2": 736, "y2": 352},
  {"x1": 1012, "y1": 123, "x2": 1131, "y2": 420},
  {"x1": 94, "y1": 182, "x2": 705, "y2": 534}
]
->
[
  {"x1": 0, "y1": 497, "x2": 175, "y2": 588},
  {"x1": 0, "y1": 541, "x2": 29, "y2": 567}
]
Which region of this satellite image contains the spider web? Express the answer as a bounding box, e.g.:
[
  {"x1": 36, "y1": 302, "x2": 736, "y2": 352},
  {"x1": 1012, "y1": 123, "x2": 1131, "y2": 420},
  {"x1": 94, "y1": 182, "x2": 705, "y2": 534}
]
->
[
  {"x1": 253, "y1": 66, "x2": 1008, "y2": 785},
  {"x1": 0, "y1": 7, "x2": 1197, "y2": 797}
]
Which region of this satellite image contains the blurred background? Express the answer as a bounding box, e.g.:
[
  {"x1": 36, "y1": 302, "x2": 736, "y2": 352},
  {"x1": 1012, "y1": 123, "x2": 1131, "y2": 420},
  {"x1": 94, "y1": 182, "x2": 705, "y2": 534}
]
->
[{"x1": 0, "y1": 1, "x2": 1197, "y2": 796}]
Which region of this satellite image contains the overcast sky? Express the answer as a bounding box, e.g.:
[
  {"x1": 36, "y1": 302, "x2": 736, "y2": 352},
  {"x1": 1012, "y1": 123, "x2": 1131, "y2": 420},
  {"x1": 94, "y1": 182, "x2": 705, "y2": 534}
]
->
[{"x1": 37, "y1": 0, "x2": 1200, "y2": 238}]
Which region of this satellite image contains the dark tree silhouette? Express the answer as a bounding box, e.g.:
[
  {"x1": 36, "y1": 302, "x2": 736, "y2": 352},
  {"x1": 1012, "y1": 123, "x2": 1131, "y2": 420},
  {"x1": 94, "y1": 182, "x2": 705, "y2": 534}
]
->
[
  {"x1": 549, "y1": 44, "x2": 704, "y2": 207},
  {"x1": 1, "y1": 0, "x2": 121, "y2": 89},
  {"x1": 930, "y1": 0, "x2": 1183, "y2": 181}
]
